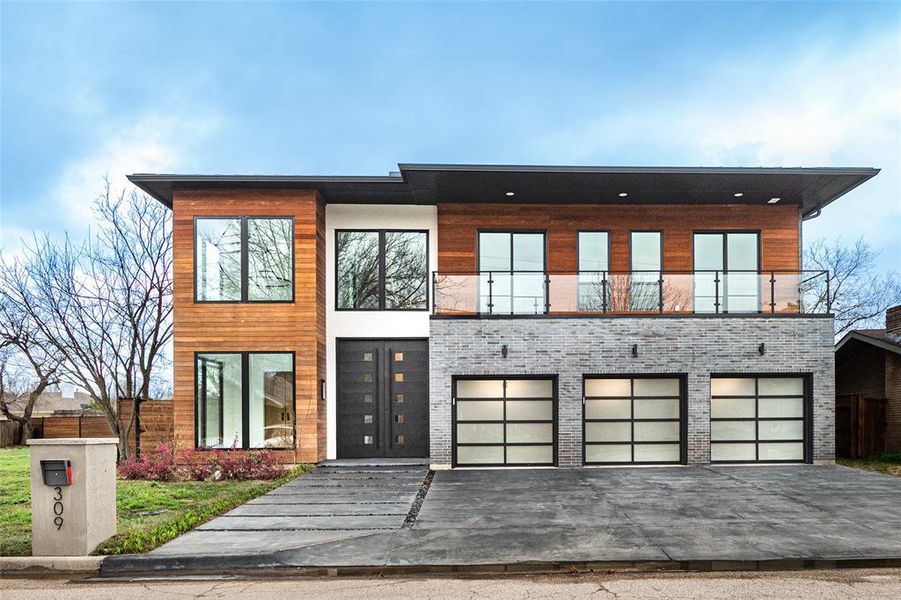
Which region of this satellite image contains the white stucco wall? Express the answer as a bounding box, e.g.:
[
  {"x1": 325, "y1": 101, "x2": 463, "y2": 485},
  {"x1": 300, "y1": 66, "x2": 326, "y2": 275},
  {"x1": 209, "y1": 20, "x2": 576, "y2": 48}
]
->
[{"x1": 325, "y1": 204, "x2": 438, "y2": 458}]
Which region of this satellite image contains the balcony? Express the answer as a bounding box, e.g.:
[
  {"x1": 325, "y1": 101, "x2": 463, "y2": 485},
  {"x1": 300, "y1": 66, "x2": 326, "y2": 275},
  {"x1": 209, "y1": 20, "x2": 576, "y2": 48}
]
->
[{"x1": 431, "y1": 270, "x2": 831, "y2": 316}]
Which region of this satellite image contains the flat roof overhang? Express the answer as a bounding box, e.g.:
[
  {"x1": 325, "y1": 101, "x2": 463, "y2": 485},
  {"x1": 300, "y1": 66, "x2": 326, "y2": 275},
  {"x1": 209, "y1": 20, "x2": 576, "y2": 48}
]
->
[{"x1": 128, "y1": 164, "x2": 879, "y2": 217}]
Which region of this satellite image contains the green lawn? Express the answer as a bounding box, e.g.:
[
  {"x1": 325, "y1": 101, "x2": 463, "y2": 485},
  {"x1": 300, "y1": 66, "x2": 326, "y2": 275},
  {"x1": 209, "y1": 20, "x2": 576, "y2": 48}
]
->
[
  {"x1": 838, "y1": 452, "x2": 901, "y2": 478},
  {"x1": 0, "y1": 446, "x2": 310, "y2": 556}
]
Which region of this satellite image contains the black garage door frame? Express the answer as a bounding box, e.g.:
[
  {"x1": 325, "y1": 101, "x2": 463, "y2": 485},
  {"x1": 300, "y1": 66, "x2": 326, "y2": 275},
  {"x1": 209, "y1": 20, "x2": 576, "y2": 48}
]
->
[
  {"x1": 582, "y1": 373, "x2": 689, "y2": 466},
  {"x1": 451, "y1": 374, "x2": 559, "y2": 468},
  {"x1": 709, "y1": 372, "x2": 814, "y2": 464}
]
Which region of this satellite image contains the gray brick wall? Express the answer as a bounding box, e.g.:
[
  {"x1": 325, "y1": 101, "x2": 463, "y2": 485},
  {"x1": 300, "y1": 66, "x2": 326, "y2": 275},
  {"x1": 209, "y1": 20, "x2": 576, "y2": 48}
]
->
[{"x1": 429, "y1": 316, "x2": 835, "y2": 468}]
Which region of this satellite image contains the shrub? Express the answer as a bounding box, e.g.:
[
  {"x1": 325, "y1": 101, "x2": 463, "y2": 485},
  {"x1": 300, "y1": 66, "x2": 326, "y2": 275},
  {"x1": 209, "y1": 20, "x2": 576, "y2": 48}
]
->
[
  {"x1": 117, "y1": 443, "x2": 176, "y2": 481},
  {"x1": 171, "y1": 447, "x2": 285, "y2": 481}
]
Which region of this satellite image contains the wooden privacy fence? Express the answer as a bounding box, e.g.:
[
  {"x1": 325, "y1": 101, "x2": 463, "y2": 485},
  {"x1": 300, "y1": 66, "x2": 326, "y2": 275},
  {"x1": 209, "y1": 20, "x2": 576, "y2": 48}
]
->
[
  {"x1": 39, "y1": 399, "x2": 173, "y2": 456},
  {"x1": 0, "y1": 420, "x2": 18, "y2": 448},
  {"x1": 836, "y1": 394, "x2": 887, "y2": 458}
]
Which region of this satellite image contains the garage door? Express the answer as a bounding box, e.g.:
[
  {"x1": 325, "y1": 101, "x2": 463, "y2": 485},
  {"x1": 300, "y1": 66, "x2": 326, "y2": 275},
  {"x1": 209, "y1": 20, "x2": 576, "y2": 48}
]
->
[
  {"x1": 453, "y1": 378, "x2": 556, "y2": 467},
  {"x1": 583, "y1": 377, "x2": 684, "y2": 465},
  {"x1": 710, "y1": 376, "x2": 808, "y2": 463}
]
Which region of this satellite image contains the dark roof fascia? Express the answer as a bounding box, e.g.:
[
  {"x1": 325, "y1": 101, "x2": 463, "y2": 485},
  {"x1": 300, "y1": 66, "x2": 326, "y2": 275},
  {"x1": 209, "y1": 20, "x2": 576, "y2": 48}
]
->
[
  {"x1": 398, "y1": 163, "x2": 878, "y2": 176},
  {"x1": 835, "y1": 331, "x2": 901, "y2": 356}
]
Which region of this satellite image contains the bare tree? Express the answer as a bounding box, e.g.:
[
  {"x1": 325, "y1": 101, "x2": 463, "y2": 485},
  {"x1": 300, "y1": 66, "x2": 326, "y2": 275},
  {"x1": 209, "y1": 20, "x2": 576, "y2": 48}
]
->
[
  {"x1": 804, "y1": 237, "x2": 901, "y2": 336},
  {"x1": 0, "y1": 339, "x2": 59, "y2": 445},
  {"x1": 0, "y1": 183, "x2": 172, "y2": 459}
]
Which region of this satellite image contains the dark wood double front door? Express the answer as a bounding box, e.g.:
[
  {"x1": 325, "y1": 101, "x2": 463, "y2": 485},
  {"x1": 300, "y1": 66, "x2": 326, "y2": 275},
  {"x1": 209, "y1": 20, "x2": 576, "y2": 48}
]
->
[{"x1": 337, "y1": 339, "x2": 429, "y2": 458}]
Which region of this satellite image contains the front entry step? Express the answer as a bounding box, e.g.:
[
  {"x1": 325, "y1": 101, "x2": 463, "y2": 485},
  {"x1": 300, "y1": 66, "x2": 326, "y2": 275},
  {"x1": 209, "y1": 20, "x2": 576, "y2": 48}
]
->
[{"x1": 321, "y1": 458, "x2": 430, "y2": 467}]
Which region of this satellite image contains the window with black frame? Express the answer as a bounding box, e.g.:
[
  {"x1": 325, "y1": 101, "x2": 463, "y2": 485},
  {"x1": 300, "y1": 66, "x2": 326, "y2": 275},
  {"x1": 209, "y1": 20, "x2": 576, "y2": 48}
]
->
[
  {"x1": 195, "y1": 352, "x2": 295, "y2": 449},
  {"x1": 335, "y1": 230, "x2": 428, "y2": 310},
  {"x1": 693, "y1": 232, "x2": 760, "y2": 313},
  {"x1": 578, "y1": 231, "x2": 609, "y2": 311},
  {"x1": 478, "y1": 232, "x2": 545, "y2": 315},
  {"x1": 630, "y1": 232, "x2": 661, "y2": 311},
  {"x1": 195, "y1": 217, "x2": 293, "y2": 302}
]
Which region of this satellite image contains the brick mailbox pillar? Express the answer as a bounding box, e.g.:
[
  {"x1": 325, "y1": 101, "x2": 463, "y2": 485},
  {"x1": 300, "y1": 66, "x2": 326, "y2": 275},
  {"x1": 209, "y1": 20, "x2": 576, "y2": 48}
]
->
[{"x1": 26, "y1": 438, "x2": 118, "y2": 556}]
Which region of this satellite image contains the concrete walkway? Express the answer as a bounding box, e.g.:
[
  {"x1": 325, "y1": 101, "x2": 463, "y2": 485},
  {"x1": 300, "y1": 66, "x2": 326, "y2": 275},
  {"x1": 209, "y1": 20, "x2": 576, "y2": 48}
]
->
[{"x1": 102, "y1": 464, "x2": 901, "y2": 576}]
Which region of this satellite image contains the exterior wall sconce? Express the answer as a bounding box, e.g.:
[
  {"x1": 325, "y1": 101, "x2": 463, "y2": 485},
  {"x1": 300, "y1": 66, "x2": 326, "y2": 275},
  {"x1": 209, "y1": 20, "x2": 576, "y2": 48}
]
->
[
  {"x1": 758, "y1": 343, "x2": 766, "y2": 356},
  {"x1": 501, "y1": 344, "x2": 508, "y2": 358},
  {"x1": 632, "y1": 344, "x2": 639, "y2": 358}
]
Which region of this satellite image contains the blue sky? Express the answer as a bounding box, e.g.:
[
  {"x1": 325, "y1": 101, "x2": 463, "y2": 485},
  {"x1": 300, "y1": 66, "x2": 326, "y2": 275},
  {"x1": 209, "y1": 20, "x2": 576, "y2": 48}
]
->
[{"x1": 2, "y1": 1, "x2": 899, "y2": 271}]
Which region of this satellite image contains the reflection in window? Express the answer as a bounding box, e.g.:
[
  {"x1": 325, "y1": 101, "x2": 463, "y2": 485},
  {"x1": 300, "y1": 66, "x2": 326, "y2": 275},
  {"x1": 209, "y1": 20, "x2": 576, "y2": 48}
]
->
[
  {"x1": 195, "y1": 352, "x2": 295, "y2": 450},
  {"x1": 385, "y1": 232, "x2": 428, "y2": 309},
  {"x1": 630, "y1": 232, "x2": 661, "y2": 311},
  {"x1": 693, "y1": 232, "x2": 760, "y2": 313},
  {"x1": 247, "y1": 219, "x2": 293, "y2": 301},
  {"x1": 478, "y1": 232, "x2": 545, "y2": 315},
  {"x1": 196, "y1": 219, "x2": 242, "y2": 301},
  {"x1": 195, "y1": 217, "x2": 293, "y2": 302},
  {"x1": 248, "y1": 353, "x2": 295, "y2": 449},
  {"x1": 578, "y1": 232, "x2": 609, "y2": 311},
  {"x1": 336, "y1": 230, "x2": 428, "y2": 310},
  {"x1": 195, "y1": 353, "x2": 243, "y2": 448}
]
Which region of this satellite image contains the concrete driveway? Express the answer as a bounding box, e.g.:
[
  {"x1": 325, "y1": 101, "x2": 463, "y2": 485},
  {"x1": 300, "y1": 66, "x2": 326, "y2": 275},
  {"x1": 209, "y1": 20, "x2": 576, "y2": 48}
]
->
[{"x1": 103, "y1": 464, "x2": 901, "y2": 576}]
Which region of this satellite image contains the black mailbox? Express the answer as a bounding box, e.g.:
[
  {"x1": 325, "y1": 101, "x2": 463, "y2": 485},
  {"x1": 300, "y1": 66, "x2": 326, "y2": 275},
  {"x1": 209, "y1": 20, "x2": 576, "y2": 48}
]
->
[{"x1": 40, "y1": 460, "x2": 72, "y2": 486}]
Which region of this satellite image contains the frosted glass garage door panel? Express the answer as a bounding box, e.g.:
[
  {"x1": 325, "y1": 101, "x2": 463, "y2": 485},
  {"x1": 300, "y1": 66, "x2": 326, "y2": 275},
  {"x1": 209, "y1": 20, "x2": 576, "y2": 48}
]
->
[
  {"x1": 505, "y1": 379, "x2": 553, "y2": 398},
  {"x1": 758, "y1": 420, "x2": 804, "y2": 441},
  {"x1": 506, "y1": 445, "x2": 553, "y2": 464},
  {"x1": 506, "y1": 400, "x2": 553, "y2": 421},
  {"x1": 585, "y1": 444, "x2": 632, "y2": 463},
  {"x1": 456, "y1": 446, "x2": 504, "y2": 464},
  {"x1": 758, "y1": 397, "x2": 804, "y2": 418},
  {"x1": 585, "y1": 421, "x2": 631, "y2": 443},
  {"x1": 711, "y1": 421, "x2": 756, "y2": 441},
  {"x1": 633, "y1": 378, "x2": 680, "y2": 397},
  {"x1": 456, "y1": 380, "x2": 504, "y2": 398},
  {"x1": 456, "y1": 400, "x2": 503, "y2": 421},
  {"x1": 711, "y1": 378, "x2": 755, "y2": 396},
  {"x1": 633, "y1": 399, "x2": 680, "y2": 419},
  {"x1": 634, "y1": 421, "x2": 680, "y2": 442},
  {"x1": 711, "y1": 397, "x2": 755, "y2": 419},
  {"x1": 506, "y1": 423, "x2": 553, "y2": 443},
  {"x1": 758, "y1": 443, "x2": 804, "y2": 461},
  {"x1": 758, "y1": 378, "x2": 803, "y2": 396},
  {"x1": 584, "y1": 379, "x2": 631, "y2": 397},
  {"x1": 711, "y1": 443, "x2": 756, "y2": 462},
  {"x1": 456, "y1": 423, "x2": 503, "y2": 444},
  {"x1": 634, "y1": 444, "x2": 680, "y2": 463},
  {"x1": 585, "y1": 399, "x2": 630, "y2": 419}
]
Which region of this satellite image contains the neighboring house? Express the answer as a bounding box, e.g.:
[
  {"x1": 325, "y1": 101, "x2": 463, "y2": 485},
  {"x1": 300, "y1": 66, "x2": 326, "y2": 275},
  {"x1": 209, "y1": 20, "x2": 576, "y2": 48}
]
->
[
  {"x1": 0, "y1": 390, "x2": 93, "y2": 420},
  {"x1": 129, "y1": 164, "x2": 878, "y2": 468},
  {"x1": 835, "y1": 306, "x2": 901, "y2": 453}
]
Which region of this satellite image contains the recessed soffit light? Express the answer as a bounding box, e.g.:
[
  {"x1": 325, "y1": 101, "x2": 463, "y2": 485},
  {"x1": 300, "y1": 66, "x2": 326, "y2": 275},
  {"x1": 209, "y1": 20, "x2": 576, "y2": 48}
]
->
[
  {"x1": 734, "y1": 192, "x2": 744, "y2": 197},
  {"x1": 505, "y1": 191, "x2": 515, "y2": 197},
  {"x1": 768, "y1": 197, "x2": 781, "y2": 204},
  {"x1": 618, "y1": 192, "x2": 628, "y2": 197}
]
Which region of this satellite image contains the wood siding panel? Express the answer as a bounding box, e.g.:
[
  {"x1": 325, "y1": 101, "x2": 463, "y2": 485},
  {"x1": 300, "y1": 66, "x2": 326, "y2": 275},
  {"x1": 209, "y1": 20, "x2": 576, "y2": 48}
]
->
[
  {"x1": 437, "y1": 204, "x2": 800, "y2": 273},
  {"x1": 172, "y1": 189, "x2": 326, "y2": 463}
]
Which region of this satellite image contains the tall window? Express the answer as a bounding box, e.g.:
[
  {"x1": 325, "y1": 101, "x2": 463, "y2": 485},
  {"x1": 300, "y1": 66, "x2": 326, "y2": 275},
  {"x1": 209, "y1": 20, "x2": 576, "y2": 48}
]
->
[
  {"x1": 195, "y1": 217, "x2": 293, "y2": 302},
  {"x1": 630, "y1": 231, "x2": 661, "y2": 311},
  {"x1": 693, "y1": 232, "x2": 760, "y2": 313},
  {"x1": 478, "y1": 232, "x2": 545, "y2": 314},
  {"x1": 578, "y1": 231, "x2": 609, "y2": 311},
  {"x1": 195, "y1": 352, "x2": 294, "y2": 449},
  {"x1": 336, "y1": 230, "x2": 428, "y2": 310}
]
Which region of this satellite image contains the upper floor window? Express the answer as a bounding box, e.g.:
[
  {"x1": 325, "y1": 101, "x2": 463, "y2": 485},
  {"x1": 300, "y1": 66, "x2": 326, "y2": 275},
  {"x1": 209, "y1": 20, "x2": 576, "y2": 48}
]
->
[
  {"x1": 578, "y1": 231, "x2": 609, "y2": 311},
  {"x1": 693, "y1": 232, "x2": 760, "y2": 313},
  {"x1": 478, "y1": 231, "x2": 546, "y2": 314},
  {"x1": 336, "y1": 230, "x2": 428, "y2": 310},
  {"x1": 195, "y1": 217, "x2": 294, "y2": 303},
  {"x1": 630, "y1": 231, "x2": 662, "y2": 311}
]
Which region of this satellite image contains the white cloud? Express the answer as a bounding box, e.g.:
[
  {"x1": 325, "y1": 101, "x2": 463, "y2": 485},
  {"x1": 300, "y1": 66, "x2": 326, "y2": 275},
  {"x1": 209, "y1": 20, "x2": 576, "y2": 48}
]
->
[{"x1": 52, "y1": 111, "x2": 221, "y2": 227}]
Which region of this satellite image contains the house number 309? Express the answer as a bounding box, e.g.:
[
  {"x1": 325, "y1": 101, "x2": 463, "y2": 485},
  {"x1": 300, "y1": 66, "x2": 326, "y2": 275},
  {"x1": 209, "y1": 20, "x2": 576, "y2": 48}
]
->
[{"x1": 52, "y1": 486, "x2": 64, "y2": 530}]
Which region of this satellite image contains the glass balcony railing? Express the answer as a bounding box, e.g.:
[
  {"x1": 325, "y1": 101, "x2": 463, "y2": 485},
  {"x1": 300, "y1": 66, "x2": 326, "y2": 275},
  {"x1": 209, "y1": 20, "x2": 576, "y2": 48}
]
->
[{"x1": 431, "y1": 270, "x2": 831, "y2": 316}]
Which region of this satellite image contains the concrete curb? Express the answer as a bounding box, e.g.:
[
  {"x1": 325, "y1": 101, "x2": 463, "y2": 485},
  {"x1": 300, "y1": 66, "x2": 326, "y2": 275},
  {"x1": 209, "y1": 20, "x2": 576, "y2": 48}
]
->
[
  {"x1": 0, "y1": 556, "x2": 104, "y2": 576},
  {"x1": 99, "y1": 556, "x2": 901, "y2": 579}
]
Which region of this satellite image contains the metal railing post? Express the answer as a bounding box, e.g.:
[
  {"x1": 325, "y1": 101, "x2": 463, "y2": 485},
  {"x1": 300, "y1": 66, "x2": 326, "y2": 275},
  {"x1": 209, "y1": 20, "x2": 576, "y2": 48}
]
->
[
  {"x1": 487, "y1": 271, "x2": 494, "y2": 315},
  {"x1": 431, "y1": 271, "x2": 437, "y2": 314},
  {"x1": 714, "y1": 270, "x2": 721, "y2": 314},
  {"x1": 602, "y1": 272, "x2": 608, "y2": 314},
  {"x1": 544, "y1": 272, "x2": 551, "y2": 315},
  {"x1": 769, "y1": 272, "x2": 776, "y2": 313},
  {"x1": 826, "y1": 271, "x2": 832, "y2": 314},
  {"x1": 658, "y1": 274, "x2": 664, "y2": 313}
]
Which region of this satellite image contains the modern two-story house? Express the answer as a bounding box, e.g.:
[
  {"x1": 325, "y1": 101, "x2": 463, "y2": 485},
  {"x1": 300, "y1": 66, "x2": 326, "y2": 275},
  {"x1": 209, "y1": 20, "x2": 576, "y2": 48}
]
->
[{"x1": 129, "y1": 164, "x2": 878, "y2": 468}]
